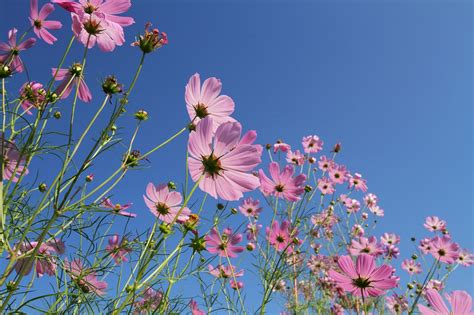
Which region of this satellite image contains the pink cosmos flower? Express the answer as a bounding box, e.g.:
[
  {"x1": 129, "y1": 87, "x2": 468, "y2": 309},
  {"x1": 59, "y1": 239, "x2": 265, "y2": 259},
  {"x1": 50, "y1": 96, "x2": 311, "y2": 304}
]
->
[
  {"x1": 286, "y1": 149, "x2": 305, "y2": 166},
  {"x1": 188, "y1": 117, "x2": 262, "y2": 201},
  {"x1": 352, "y1": 224, "x2": 365, "y2": 237},
  {"x1": 318, "y1": 155, "x2": 334, "y2": 172},
  {"x1": 259, "y1": 162, "x2": 306, "y2": 202},
  {"x1": 13, "y1": 239, "x2": 65, "y2": 277},
  {"x1": 1, "y1": 135, "x2": 29, "y2": 182},
  {"x1": 133, "y1": 287, "x2": 163, "y2": 314},
  {"x1": 363, "y1": 193, "x2": 378, "y2": 208},
  {"x1": 426, "y1": 279, "x2": 444, "y2": 292},
  {"x1": 101, "y1": 198, "x2": 136, "y2": 217},
  {"x1": 317, "y1": 177, "x2": 335, "y2": 195},
  {"x1": 302, "y1": 135, "x2": 323, "y2": 153},
  {"x1": 266, "y1": 220, "x2": 299, "y2": 253},
  {"x1": 189, "y1": 299, "x2": 206, "y2": 315},
  {"x1": 385, "y1": 294, "x2": 408, "y2": 314},
  {"x1": 419, "y1": 237, "x2": 433, "y2": 254},
  {"x1": 208, "y1": 264, "x2": 244, "y2": 278},
  {"x1": 274, "y1": 141, "x2": 291, "y2": 153},
  {"x1": 66, "y1": 259, "x2": 107, "y2": 295},
  {"x1": 348, "y1": 236, "x2": 384, "y2": 257},
  {"x1": 328, "y1": 164, "x2": 349, "y2": 184},
  {"x1": 0, "y1": 28, "x2": 36, "y2": 73},
  {"x1": 345, "y1": 198, "x2": 361, "y2": 213},
  {"x1": 384, "y1": 245, "x2": 400, "y2": 259},
  {"x1": 230, "y1": 280, "x2": 244, "y2": 290},
  {"x1": 29, "y1": 0, "x2": 62, "y2": 44},
  {"x1": 348, "y1": 173, "x2": 368, "y2": 192},
  {"x1": 328, "y1": 254, "x2": 397, "y2": 298},
  {"x1": 19, "y1": 81, "x2": 46, "y2": 114},
  {"x1": 401, "y1": 259, "x2": 421, "y2": 275},
  {"x1": 424, "y1": 216, "x2": 447, "y2": 232},
  {"x1": 205, "y1": 227, "x2": 244, "y2": 258},
  {"x1": 105, "y1": 234, "x2": 131, "y2": 264},
  {"x1": 380, "y1": 233, "x2": 400, "y2": 246},
  {"x1": 429, "y1": 235, "x2": 460, "y2": 264},
  {"x1": 52, "y1": 64, "x2": 92, "y2": 102},
  {"x1": 143, "y1": 183, "x2": 190, "y2": 224},
  {"x1": 185, "y1": 73, "x2": 235, "y2": 131},
  {"x1": 246, "y1": 222, "x2": 262, "y2": 241},
  {"x1": 457, "y1": 249, "x2": 474, "y2": 267},
  {"x1": 369, "y1": 205, "x2": 384, "y2": 217},
  {"x1": 238, "y1": 197, "x2": 262, "y2": 217},
  {"x1": 418, "y1": 289, "x2": 474, "y2": 315}
]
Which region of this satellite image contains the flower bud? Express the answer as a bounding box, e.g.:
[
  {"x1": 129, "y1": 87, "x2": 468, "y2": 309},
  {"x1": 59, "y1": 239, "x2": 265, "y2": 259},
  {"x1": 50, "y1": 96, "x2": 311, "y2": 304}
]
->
[
  {"x1": 216, "y1": 203, "x2": 225, "y2": 210},
  {"x1": 331, "y1": 142, "x2": 342, "y2": 153},
  {"x1": 6, "y1": 281, "x2": 16, "y2": 292},
  {"x1": 132, "y1": 22, "x2": 168, "y2": 54},
  {"x1": 231, "y1": 207, "x2": 238, "y2": 214},
  {"x1": 38, "y1": 183, "x2": 47, "y2": 192},
  {"x1": 70, "y1": 63, "x2": 82, "y2": 76},
  {"x1": 304, "y1": 185, "x2": 312, "y2": 193},
  {"x1": 411, "y1": 254, "x2": 418, "y2": 260},
  {"x1": 134, "y1": 110, "x2": 148, "y2": 121},
  {"x1": 53, "y1": 111, "x2": 61, "y2": 119},
  {"x1": 167, "y1": 181, "x2": 176, "y2": 190},
  {"x1": 159, "y1": 223, "x2": 172, "y2": 235},
  {"x1": 0, "y1": 64, "x2": 12, "y2": 78},
  {"x1": 102, "y1": 76, "x2": 123, "y2": 95},
  {"x1": 48, "y1": 92, "x2": 58, "y2": 103},
  {"x1": 85, "y1": 174, "x2": 94, "y2": 182},
  {"x1": 190, "y1": 235, "x2": 206, "y2": 253},
  {"x1": 265, "y1": 144, "x2": 271, "y2": 150},
  {"x1": 246, "y1": 242, "x2": 255, "y2": 251}
]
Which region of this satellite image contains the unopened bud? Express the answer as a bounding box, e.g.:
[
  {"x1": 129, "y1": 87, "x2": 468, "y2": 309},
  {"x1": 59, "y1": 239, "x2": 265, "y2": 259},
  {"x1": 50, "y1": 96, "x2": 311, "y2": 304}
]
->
[{"x1": 134, "y1": 110, "x2": 148, "y2": 121}]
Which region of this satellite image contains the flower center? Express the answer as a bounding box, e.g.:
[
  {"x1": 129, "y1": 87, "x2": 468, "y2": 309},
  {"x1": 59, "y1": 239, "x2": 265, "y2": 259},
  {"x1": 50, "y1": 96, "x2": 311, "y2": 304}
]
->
[
  {"x1": 275, "y1": 184, "x2": 285, "y2": 192},
  {"x1": 155, "y1": 202, "x2": 170, "y2": 215},
  {"x1": 34, "y1": 19, "x2": 42, "y2": 28},
  {"x1": 438, "y1": 249, "x2": 446, "y2": 257},
  {"x1": 202, "y1": 154, "x2": 222, "y2": 177},
  {"x1": 84, "y1": 4, "x2": 97, "y2": 14},
  {"x1": 352, "y1": 277, "x2": 371, "y2": 289},
  {"x1": 83, "y1": 19, "x2": 103, "y2": 35},
  {"x1": 246, "y1": 208, "x2": 253, "y2": 214},
  {"x1": 361, "y1": 247, "x2": 371, "y2": 253},
  {"x1": 276, "y1": 235, "x2": 285, "y2": 243},
  {"x1": 194, "y1": 103, "x2": 209, "y2": 119}
]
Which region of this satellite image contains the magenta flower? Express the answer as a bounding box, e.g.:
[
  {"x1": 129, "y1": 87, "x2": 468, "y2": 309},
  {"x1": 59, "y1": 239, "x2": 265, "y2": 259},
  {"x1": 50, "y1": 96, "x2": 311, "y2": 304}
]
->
[
  {"x1": 418, "y1": 289, "x2": 474, "y2": 315},
  {"x1": 205, "y1": 227, "x2": 244, "y2": 258},
  {"x1": 328, "y1": 164, "x2": 349, "y2": 184},
  {"x1": 258, "y1": 162, "x2": 306, "y2": 202},
  {"x1": 317, "y1": 177, "x2": 335, "y2": 195},
  {"x1": 185, "y1": 73, "x2": 235, "y2": 131},
  {"x1": 429, "y1": 235, "x2": 460, "y2": 264},
  {"x1": 318, "y1": 155, "x2": 334, "y2": 172},
  {"x1": 188, "y1": 117, "x2": 262, "y2": 201},
  {"x1": 457, "y1": 249, "x2": 474, "y2": 267},
  {"x1": 302, "y1": 135, "x2": 323, "y2": 153},
  {"x1": 52, "y1": 64, "x2": 92, "y2": 102},
  {"x1": 189, "y1": 299, "x2": 206, "y2": 315},
  {"x1": 348, "y1": 173, "x2": 368, "y2": 192},
  {"x1": 29, "y1": 0, "x2": 62, "y2": 45},
  {"x1": 424, "y1": 216, "x2": 447, "y2": 232},
  {"x1": 13, "y1": 239, "x2": 65, "y2": 277},
  {"x1": 328, "y1": 254, "x2": 397, "y2": 298},
  {"x1": 101, "y1": 198, "x2": 136, "y2": 218},
  {"x1": 401, "y1": 259, "x2": 421, "y2": 275},
  {"x1": 208, "y1": 264, "x2": 244, "y2": 278},
  {"x1": 1, "y1": 135, "x2": 29, "y2": 182},
  {"x1": 273, "y1": 141, "x2": 291, "y2": 153},
  {"x1": 106, "y1": 234, "x2": 131, "y2": 264},
  {"x1": 66, "y1": 259, "x2": 107, "y2": 295},
  {"x1": 19, "y1": 81, "x2": 46, "y2": 115},
  {"x1": 238, "y1": 197, "x2": 262, "y2": 217},
  {"x1": 266, "y1": 220, "x2": 299, "y2": 254},
  {"x1": 0, "y1": 29, "x2": 36, "y2": 73},
  {"x1": 348, "y1": 236, "x2": 384, "y2": 257},
  {"x1": 286, "y1": 149, "x2": 305, "y2": 166},
  {"x1": 143, "y1": 183, "x2": 190, "y2": 224}
]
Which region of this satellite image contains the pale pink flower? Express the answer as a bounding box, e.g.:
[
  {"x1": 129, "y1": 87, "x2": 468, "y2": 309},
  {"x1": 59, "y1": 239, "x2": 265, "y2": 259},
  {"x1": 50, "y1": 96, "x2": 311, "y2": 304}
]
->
[
  {"x1": 106, "y1": 234, "x2": 131, "y2": 264},
  {"x1": 286, "y1": 149, "x2": 305, "y2": 166},
  {"x1": 101, "y1": 198, "x2": 136, "y2": 217},
  {"x1": 317, "y1": 177, "x2": 335, "y2": 195},
  {"x1": 52, "y1": 64, "x2": 92, "y2": 102},
  {"x1": 369, "y1": 205, "x2": 384, "y2": 217},
  {"x1": 185, "y1": 73, "x2": 235, "y2": 131},
  {"x1": 384, "y1": 245, "x2": 400, "y2": 259},
  {"x1": 230, "y1": 280, "x2": 244, "y2": 290},
  {"x1": 418, "y1": 289, "x2": 474, "y2": 315},
  {"x1": 13, "y1": 239, "x2": 65, "y2": 277},
  {"x1": 0, "y1": 28, "x2": 36, "y2": 73},
  {"x1": 348, "y1": 236, "x2": 384, "y2": 257},
  {"x1": 424, "y1": 216, "x2": 447, "y2": 232},
  {"x1": 133, "y1": 287, "x2": 163, "y2": 314},
  {"x1": 307, "y1": 254, "x2": 332, "y2": 273},
  {"x1": 273, "y1": 141, "x2": 291, "y2": 153},
  {"x1": 419, "y1": 238, "x2": 433, "y2": 254},
  {"x1": 245, "y1": 222, "x2": 262, "y2": 241},
  {"x1": 1, "y1": 135, "x2": 29, "y2": 182},
  {"x1": 29, "y1": 0, "x2": 62, "y2": 44},
  {"x1": 385, "y1": 294, "x2": 408, "y2": 314},
  {"x1": 188, "y1": 117, "x2": 262, "y2": 201},
  {"x1": 318, "y1": 155, "x2": 334, "y2": 172},
  {"x1": 426, "y1": 279, "x2": 444, "y2": 292},
  {"x1": 259, "y1": 162, "x2": 306, "y2": 202},
  {"x1": 302, "y1": 135, "x2": 323, "y2": 153},
  {"x1": 363, "y1": 193, "x2": 378, "y2": 208},
  {"x1": 352, "y1": 224, "x2": 365, "y2": 237},
  {"x1": 266, "y1": 220, "x2": 299, "y2": 253},
  {"x1": 457, "y1": 249, "x2": 474, "y2": 267},
  {"x1": 345, "y1": 198, "x2": 361, "y2": 213},
  {"x1": 208, "y1": 264, "x2": 244, "y2": 278},
  {"x1": 429, "y1": 235, "x2": 460, "y2": 264},
  {"x1": 328, "y1": 164, "x2": 349, "y2": 184},
  {"x1": 401, "y1": 259, "x2": 421, "y2": 275},
  {"x1": 189, "y1": 299, "x2": 206, "y2": 315},
  {"x1": 380, "y1": 233, "x2": 400, "y2": 246},
  {"x1": 143, "y1": 183, "x2": 190, "y2": 224},
  {"x1": 66, "y1": 259, "x2": 107, "y2": 295},
  {"x1": 19, "y1": 81, "x2": 46, "y2": 114},
  {"x1": 328, "y1": 254, "x2": 397, "y2": 298},
  {"x1": 205, "y1": 227, "x2": 244, "y2": 258},
  {"x1": 348, "y1": 173, "x2": 368, "y2": 192},
  {"x1": 238, "y1": 197, "x2": 262, "y2": 217}
]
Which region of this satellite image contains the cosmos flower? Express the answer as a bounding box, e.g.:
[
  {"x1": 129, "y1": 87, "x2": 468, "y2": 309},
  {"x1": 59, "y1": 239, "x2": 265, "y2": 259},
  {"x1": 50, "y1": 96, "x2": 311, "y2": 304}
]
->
[
  {"x1": 189, "y1": 299, "x2": 206, "y2": 315},
  {"x1": 0, "y1": 28, "x2": 36, "y2": 73},
  {"x1": 258, "y1": 162, "x2": 306, "y2": 202},
  {"x1": 105, "y1": 234, "x2": 131, "y2": 264},
  {"x1": 266, "y1": 220, "x2": 299, "y2": 254},
  {"x1": 133, "y1": 287, "x2": 163, "y2": 314},
  {"x1": 286, "y1": 149, "x2": 305, "y2": 166},
  {"x1": 317, "y1": 177, "x2": 335, "y2": 195},
  {"x1": 29, "y1": 0, "x2": 62, "y2": 44},
  {"x1": 424, "y1": 216, "x2": 447, "y2": 232},
  {"x1": 19, "y1": 81, "x2": 46, "y2": 114},
  {"x1": 428, "y1": 235, "x2": 460, "y2": 264},
  {"x1": 52, "y1": 64, "x2": 92, "y2": 102},
  {"x1": 348, "y1": 173, "x2": 368, "y2": 192},
  {"x1": 1, "y1": 135, "x2": 29, "y2": 182},
  {"x1": 363, "y1": 193, "x2": 378, "y2": 208},
  {"x1": 418, "y1": 289, "x2": 474, "y2": 315},
  {"x1": 205, "y1": 228, "x2": 244, "y2": 258},
  {"x1": 328, "y1": 164, "x2": 349, "y2": 184},
  {"x1": 101, "y1": 198, "x2": 136, "y2": 218},
  {"x1": 238, "y1": 197, "x2": 262, "y2": 217},
  {"x1": 143, "y1": 183, "x2": 190, "y2": 224},
  {"x1": 401, "y1": 259, "x2": 421, "y2": 275},
  {"x1": 302, "y1": 135, "x2": 323, "y2": 153},
  {"x1": 318, "y1": 155, "x2": 334, "y2": 172},
  {"x1": 273, "y1": 141, "x2": 291, "y2": 153},
  {"x1": 188, "y1": 117, "x2": 262, "y2": 201},
  {"x1": 13, "y1": 239, "x2": 65, "y2": 277},
  {"x1": 348, "y1": 236, "x2": 384, "y2": 257},
  {"x1": 66, "y1": 259, "x2": 107, "y2": 295},
  {"x1": 208, "y1": 264, "x2": 244, "y2": 278}
]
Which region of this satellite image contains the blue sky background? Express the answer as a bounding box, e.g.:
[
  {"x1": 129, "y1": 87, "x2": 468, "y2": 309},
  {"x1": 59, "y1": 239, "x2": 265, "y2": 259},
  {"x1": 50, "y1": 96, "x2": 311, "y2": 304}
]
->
[{"x1": 1, "y1": 0, "x2": 472, "y2": 313}]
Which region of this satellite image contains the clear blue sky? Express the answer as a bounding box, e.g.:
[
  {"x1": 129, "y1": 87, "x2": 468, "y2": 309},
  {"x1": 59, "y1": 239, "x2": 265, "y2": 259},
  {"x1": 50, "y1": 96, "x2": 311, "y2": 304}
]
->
[{"x1": 1, "y1": 0, "x2": 472, "y2": 312}]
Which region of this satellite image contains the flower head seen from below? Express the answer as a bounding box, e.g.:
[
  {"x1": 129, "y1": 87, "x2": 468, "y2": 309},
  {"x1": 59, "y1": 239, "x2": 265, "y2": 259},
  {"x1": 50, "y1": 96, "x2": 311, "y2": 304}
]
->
[
  {"x1": 19, "y1": 81, "x2": 46, "y2": 114},
  {"x1": 185, "y1": 73, "x2": 235, "y2": 131},
  {"x1": 143, "y1": 183, "x2": 190, "y2": 224},
  {"x1": 328, "y1": 254, "x2": 397, "y2": 298},
  {"x1": 133, "y1": 287, "x2": 163, "y2": 314},
  {"x1": 187, "y1": 117, "x2": 262, "y2": 201},
  {"x1": 302, "y1": 135, "x2": 323, "y2": 154},
  {"x1": 205, "y1": 227, "x2": 244, "y2": 258},
  {"x1": 208, "y1": 264, "x2": 244, "y2": 279},
  {"x1": 258, "y1": 162, "x2": 307, "y2": 202},
  {"x1": 418, "y1": 289, "x2": 473, "y2": 315},
  {"x1": 132, "y1": 22, "x2": 167, "y2": 53},
  {"x1": 1, "y1": 135, "x2": 29, "y2": 183},
  {"x1": 101, "y1": 198, "x2": 136, "y2": 218},
  {"x1": 238, "y1": 197, "x2": 262, "y2": 217},
  {"x1": 52, "y1": 64, "x2": 92, "y2": 102},
  {"x1": 424, "y1": 216, "x2": 447, "y2": 233},
  {"x1": 401, "y1": 259, "x2": 421, "y2": 275},
  {"x1": 348, "y1": 236, "x2": 384, "y2": 257},
  {"x1": 428, "y1": 235, "x2": 460, "y2": 264},
  {"x1": 105, "y1": 234, "x2": 131, "y2": 264},
  {"x1": 29, "y1": 0, "x2": 62, "y2": 45},
  {"x1": 0, "y1": 28, "x2": 36, "y2": 73},
  {"x1": 266, "y1": 220, "x2": 299, "y2": 254},
  {"x1": 13, "y1": 239, "x2": 65, "y2": 277},
  {"x1": 66, "y1": 259, "x2": 107, "y2": 296},
  {"x1": 189, "y1": 299, "x2": 206, "y2": 315}
]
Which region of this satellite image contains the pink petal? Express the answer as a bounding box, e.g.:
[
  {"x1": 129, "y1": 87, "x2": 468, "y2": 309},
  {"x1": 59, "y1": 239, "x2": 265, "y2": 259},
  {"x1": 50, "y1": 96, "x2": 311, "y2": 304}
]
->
[{"x1": 38, "y1": 3, "x2": 54, "y2": 20}]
